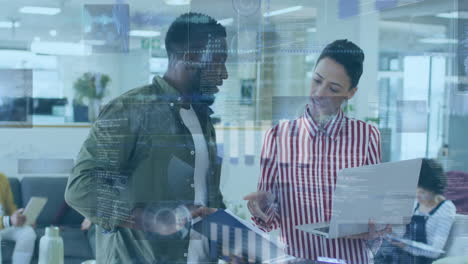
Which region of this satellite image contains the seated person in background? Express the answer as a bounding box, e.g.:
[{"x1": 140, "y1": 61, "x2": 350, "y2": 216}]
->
[
  {"x1": 375, "y1": 158, "x2": 456, "y2": 264},
  {"x1": 0, "y1": 173, "x2": 37, "y2": 264}
]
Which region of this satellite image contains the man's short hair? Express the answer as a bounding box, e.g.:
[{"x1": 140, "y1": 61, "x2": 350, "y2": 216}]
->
[
  {"x1": 418, "y1": 158, "x2": 447, "y2": 195},
  {"x1": 165, "y1": 12, "x2": 226, "y2": 60},
  {"x1": 317, "y1": 39, "x2": 365, "y2": 89}
]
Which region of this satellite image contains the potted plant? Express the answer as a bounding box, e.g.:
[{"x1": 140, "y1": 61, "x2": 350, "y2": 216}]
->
[{"x1": 73, "y1": 72, "x2": 110, "y2": 122}]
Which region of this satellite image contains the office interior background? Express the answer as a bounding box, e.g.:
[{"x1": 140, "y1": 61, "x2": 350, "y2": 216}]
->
[{"x1": 0, "y1": 0, "x2": 466, "y2": 220}]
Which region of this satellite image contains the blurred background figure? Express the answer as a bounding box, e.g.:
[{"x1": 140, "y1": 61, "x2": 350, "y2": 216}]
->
[
  {"x1": 376, "y1": 158, "x2": 456, "y2": 264},
  {"x1": 0, "y1": 173, "x2": 37, "y2": 264}
]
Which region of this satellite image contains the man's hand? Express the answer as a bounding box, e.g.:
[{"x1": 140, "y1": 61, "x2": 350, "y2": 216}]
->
[
  {"x1": 243, "y1": 191, "x2": 275, "y2": 222},
  {"x1": 147, "y1": 206, "x2": 217, "y2": 236},
  {"x1": 129, "y1": 205, "x2": 217, "y2": 235},
  {"x1": 11, "y1": 209, "x2": 27, "y2": 227},
  {"x1": 345, "y1": 220, "x2": 392, "y2": 240},
  {"x1": 189, "y1": 206, "x2": 217, "y2": 219},
  {"x1": 81, "y1": 218, "x2": 92, "y2": 231}
]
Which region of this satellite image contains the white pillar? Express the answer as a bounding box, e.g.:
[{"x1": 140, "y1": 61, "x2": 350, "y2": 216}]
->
[{"x1": 316, "y1": 0, "x2": 380, "y2": 120}]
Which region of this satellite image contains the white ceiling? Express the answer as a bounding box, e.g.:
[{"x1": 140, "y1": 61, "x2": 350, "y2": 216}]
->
[
  {"x1": 0, "y1": 0, "x2": 317, "y2": 49},
  {"x1": 0, "y1": 0, "x2": 460, "y2": 52}
]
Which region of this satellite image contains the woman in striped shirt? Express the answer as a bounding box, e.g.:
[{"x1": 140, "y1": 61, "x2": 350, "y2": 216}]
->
[{"x1": 244, "y1": 39, "x2": 388, "y2": 263}]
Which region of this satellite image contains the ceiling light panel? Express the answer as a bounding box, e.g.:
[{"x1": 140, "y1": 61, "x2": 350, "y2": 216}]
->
[{"x1": 20, "y1": 6, "x2": 61, "y2": 15}]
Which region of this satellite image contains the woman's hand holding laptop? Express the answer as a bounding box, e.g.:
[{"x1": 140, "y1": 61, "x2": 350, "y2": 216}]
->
[
  {"x1": 244, "y1": 191, "x2": 275, "y2": 223},
  {"x1": 344, "y1": 219, "x2": 392, "y2": 240}
]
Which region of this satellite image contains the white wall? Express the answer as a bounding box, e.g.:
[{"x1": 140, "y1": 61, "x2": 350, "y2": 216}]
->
[
  {"x1": 0, "y1": 50, "x2": 152, "y2": 179},
  {"x1": 58, "y1": 49, "x2": 151, "y2": 110},
  {"x1": 0, "y1": 127, "x2": 90, "y2": 179}
]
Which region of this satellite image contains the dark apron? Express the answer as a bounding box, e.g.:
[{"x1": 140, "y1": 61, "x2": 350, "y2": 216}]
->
[{"x1": 396, "y1": 200, "x2": 447, "y2": 264}]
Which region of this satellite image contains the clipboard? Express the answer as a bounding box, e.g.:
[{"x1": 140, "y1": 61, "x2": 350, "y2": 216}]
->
[
  {"x1": 23, "y1": 197, "x2": 48, "y2": 225},
  {"x1": 192, "y1": 209, "x2": 287, "y2": 263}
]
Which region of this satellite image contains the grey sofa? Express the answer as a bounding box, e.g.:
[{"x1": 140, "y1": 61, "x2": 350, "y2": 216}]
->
[
  {"x1": 2, "y1": 177, "x2": 94, "y2": 264},
  {"x1": 444, "y1": 214, "x2": 468, "y2": 257}
]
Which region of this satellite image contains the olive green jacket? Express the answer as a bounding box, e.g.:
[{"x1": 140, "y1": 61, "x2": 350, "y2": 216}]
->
[{"x1": 65, "y1": 76, "x2": 225, "y2": 264}]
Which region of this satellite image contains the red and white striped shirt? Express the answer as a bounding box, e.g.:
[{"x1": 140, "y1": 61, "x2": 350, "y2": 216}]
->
[{"x1": 254, "y1": 105, "x2": 382, "y2": 264}]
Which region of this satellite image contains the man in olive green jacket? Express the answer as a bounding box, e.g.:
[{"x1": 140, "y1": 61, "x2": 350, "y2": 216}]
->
[{"x1": 65, "y1": 12, "x2": 228, "y2": 263}]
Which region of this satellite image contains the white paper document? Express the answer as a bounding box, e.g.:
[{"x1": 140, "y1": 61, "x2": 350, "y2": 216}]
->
[
  {"x1": 23, "y1": 197, "x2": 48, "y2": 225},
  {"x1": 386, "y1": 234, "x2": 445, "y2": 254}
]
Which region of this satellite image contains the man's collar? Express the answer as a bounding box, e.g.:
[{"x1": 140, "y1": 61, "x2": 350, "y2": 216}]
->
[
  {"x1": 153, "y1": 76, "x2": 183, "y2": 102},
  {"x1": 153, "y1": 76, "x2": 214, "y2": 116},
  {"x1": 303, "y1": 104, "x2": 344, "y2": 140}
]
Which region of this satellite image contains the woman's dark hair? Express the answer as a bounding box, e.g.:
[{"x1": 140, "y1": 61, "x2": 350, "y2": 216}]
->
[
  {"x1": 418, "y1": 158, "x2": 447, "y2": 195},
  {"x1": 316, "y1": 39, "x2": 365, "y2": 89}
]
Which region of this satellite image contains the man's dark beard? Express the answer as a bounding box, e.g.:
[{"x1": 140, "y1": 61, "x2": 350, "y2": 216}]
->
[
  {"x1": 191, "y1": 90, "x2": 215, "y2": 106},
  {"x1": 191, "y1": 68, "x2": 216, "y2": 106}
]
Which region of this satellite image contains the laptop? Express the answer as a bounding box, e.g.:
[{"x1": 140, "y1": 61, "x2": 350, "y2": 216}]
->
[{"x1": 295, "y1": 158, "x2": 422, "y2": 239}]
